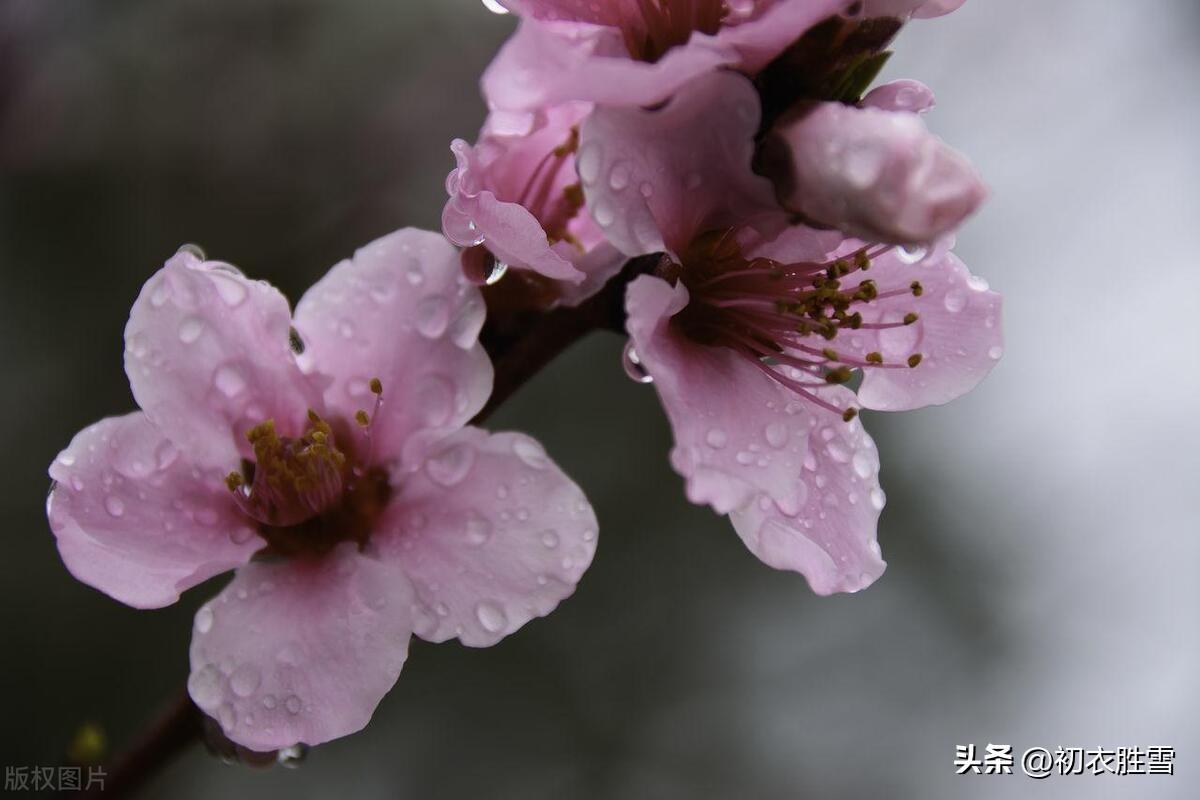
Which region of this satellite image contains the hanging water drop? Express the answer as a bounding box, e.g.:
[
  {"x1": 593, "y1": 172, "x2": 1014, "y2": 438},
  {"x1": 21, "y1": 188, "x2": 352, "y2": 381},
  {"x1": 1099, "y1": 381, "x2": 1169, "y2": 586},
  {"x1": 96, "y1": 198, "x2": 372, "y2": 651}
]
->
[{"x1": 622, "y1": 341, "x2": 653, "y2": 384}]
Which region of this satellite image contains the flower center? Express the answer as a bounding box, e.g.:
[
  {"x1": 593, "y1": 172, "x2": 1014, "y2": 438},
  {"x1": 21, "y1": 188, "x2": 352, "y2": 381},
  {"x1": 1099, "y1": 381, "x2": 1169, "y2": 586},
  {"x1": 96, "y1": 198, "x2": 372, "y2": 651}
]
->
[
  {"x1": 671, "y1": 229, "x2": 924, "y2": 420},
  {"x1": 618, "y1": 0, "x2": 728, "y2": 63},
  {"x1": 225, "y1": 381, "x2": 391, "y2": 557}
]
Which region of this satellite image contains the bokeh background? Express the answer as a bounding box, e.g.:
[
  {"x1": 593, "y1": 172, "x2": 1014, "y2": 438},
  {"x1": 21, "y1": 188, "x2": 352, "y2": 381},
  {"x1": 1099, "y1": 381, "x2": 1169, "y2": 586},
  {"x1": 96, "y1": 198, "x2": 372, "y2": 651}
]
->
[{"x1": 2, "y1": 0, "x2": 1197, "y2": 797}]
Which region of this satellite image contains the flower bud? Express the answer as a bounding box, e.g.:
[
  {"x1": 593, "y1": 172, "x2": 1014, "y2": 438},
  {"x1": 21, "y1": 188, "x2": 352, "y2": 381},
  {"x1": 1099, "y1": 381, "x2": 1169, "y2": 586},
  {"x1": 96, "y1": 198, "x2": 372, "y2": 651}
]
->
[{"x1": 761, "y1": 101, "x2": 985, "y2": 245}]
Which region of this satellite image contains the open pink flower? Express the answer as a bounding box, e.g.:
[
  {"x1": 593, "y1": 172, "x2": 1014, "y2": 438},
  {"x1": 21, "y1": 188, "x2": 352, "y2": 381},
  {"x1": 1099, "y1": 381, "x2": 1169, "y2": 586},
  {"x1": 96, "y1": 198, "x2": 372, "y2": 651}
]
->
[
  {"x1": 46, "y1": 229, "x2": 598, "y2": 750},
  {"x1": 581, "y1": 72, "x2": 1001, "y2": 593},
  {"x1": 443, "y1": 103, "x2": 623, "y2": 305},
  {"x1": 483, "y1": 0, "x2": 849, "y2": 113}
]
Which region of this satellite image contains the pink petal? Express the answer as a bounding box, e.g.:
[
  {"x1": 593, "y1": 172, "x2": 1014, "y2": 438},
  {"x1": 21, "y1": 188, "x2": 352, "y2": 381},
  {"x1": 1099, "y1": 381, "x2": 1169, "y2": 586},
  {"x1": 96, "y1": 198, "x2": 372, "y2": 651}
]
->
[
  {"x1": 625, "y1": 275, "x2": 816, "y2": 516},
  {"x1": 729, "y1": 401, "x2": 887, "y2": 595},
  {"x1": 861, "y1": 0, "x2": 964, "y2": 17},
  {"x1": 374, "y1": 427, "x2": 597, "y2": 648},
  {"x1": 293, "y1": 229, "x2": 493, "y2": 468},
  {"x1": 443, "y1": 120, "x2": 586, "y2": 282},
  {"x1": 125, "y1": 251, "x2": 323, "y2": 470},
  {"x1": 861, "y1": 79, "x2": 936, "y2": 114},
  {"x1": 846, "y1": 247, "x2": 1003, "y2": 411},
  {"x1": 912, "y1": 0, "x2": 967, "y2": 18},
  {"x1": 714, "y1": 0, "x2": 853, "y2": 73},
  {"x1": 578, "y1": 70, "x2": 777, "y2": 256},
  {"x1": 482, "y1": 18, "x2": 735, "y2": 114},
  {"x1": 764, "y1": 101, "x2": 986, "y2": 244},
  {"x1": 188, "y1": 544, "x2": 414, "y2": 750},
  {"x1": 47, "y1": 412, "x2": 261, "y2": 609}
]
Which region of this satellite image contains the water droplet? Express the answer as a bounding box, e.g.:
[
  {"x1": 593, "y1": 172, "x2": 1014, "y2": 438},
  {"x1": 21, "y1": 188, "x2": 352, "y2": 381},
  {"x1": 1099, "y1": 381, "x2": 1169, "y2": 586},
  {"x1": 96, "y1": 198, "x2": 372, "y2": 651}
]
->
[
  {"x1": 104, "y1": 495, "x2": 125, "y2": 518},
  {"x1": 576, "y1": 143, "x2": 601, "y2": 183},
  {"x1": 262, "y1": 694, "x2": 278, "y2": 710},
  {"x1": 852, "y1": 451, "x2": 875, "y2": 479},
  {"x1": 338, "y1": 319, "x2": 356, "y2": 339},
  {"x1": 178, "y1": 317, "x2": 204, "y2": 344},
  {"x1": 177, "y1": 242, "x2": 207, "y2": 260},
  {"x1": 195, "y1": 606, "x2": 214, "y2": 634},
  {"x1": 155, "y1": 441, "x2": 179, "y2": 470},
  {"x1": 57, "y1": 452, "x2": 76, "y2": 467},
  {"x1": 284, "y1": 695, "x2": 302, "y2": 715},
  {"x1": 898, "y1": 244, "x2": 927, "y2": 264},
  {"x1": 967, "y1": 275, "x2": 990, "y2": 292},
  {"x1": 622, "y1": 341, "x2": 653, "y2": 384},
  {"x1": 213, "y1": 364, "x2": 247, "y2": 397},
  {"x1": 869, "y1": 487, "x2": 886, "y2": 510},
  {"x1": 485, "y1": 260, "x2": 508, "y2": 285},
  {"x1": 608, "y1": 162, "x2": 631, "y2": 190},
  {"x1": 466, "y1": 512, "x2": 492, "y2": 546},
  {"x1": 592, "y1": 199, "x2": 615, "y2": 227},
  {"x1": 943, "y1": 289, "x2": 967, "y2": 313},
  {"x1": 512, "y1": 438, "x2": 549, "y2": 469},
  {"x1": 475, "y1": 601, "x2": 508, "y2": 633},
  {"x1": 415, "y1": 295, "x2": 451, "y2": 338},
  {"x1": 230, "y1": 665, "x2": 261, "y2": 698},
  {"x1": 826, "y1": 440, "x2": 851, "y2": 463},
  {"x1": 540, "y1": 530, "x2": 560, "y2": 549},
  {"x1": 277, "y1": 744, "x2": 308, "y2": 769},
  {"x1": 764, "y1": 422, "x2": 789, "y2": 449},
  {"x1": 705, "y1": 428, "x2": 728, "y2": 449},
  {"x1": 188, "y1": 664, "x2": 223, "y2": 708},
  {"x1": 406, "y1": 262, "x2": 425, "y2": 286},
  {"x1": 210, "y1": 273, "x2": 248, "y2": 307},
  {"x1": 988, "y1": 345, "x2": 1004, "y2": 360},
  {"x1": 425, "y1": 442, "x2": 476, "y2": 487}
]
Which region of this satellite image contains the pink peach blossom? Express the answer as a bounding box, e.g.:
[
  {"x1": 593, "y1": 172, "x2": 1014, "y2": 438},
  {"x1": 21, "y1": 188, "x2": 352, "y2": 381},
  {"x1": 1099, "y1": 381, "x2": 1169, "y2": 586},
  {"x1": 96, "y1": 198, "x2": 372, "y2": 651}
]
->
[
  {"x1": 47, "y1": 229, "x2": 598, "y2": 750},
  {"x1": 443, "y1": 103, "x2": 623, "y2": 304},
  {"x1": 580, "y1": 72, "x2": 1000, "y2": 593},
  {"x1": 483, "y1": 0, "x2": 848, "y2": 113}
]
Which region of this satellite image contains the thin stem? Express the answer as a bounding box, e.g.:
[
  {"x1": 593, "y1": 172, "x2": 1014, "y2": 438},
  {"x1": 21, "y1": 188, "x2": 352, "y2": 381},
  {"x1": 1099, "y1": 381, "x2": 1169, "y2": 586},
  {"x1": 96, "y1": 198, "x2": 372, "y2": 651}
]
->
[
  {"x1": 85, "y1": 254, "x2": 656, "y2": 799},
  {"x1": 83, "y1": 690, "x2": 203, "y2": 800}
]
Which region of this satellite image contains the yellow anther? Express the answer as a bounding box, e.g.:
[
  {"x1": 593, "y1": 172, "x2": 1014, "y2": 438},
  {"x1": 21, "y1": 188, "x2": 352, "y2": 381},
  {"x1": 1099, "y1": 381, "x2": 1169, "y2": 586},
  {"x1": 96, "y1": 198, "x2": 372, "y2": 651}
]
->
[
  {"x1": 225, "y1": 472, "x2": 244, "y2": 492},
  {"x1": 908, "y1": 353, "x2": 924, "y2": 368},
  {"x1": 903, "y1": 312, "x2": 919, "y2": 325},
  {"x1": 825, "y1": 366, "x2": 853, "y2": 384},
  {"x1": 355, "y1": 410, "x2": 370, "y2": 427},
  {"x1": 910, "y1": 280, "x2": 924, "y2": 297},
  {"x1": 822, "y1": 348, "x2": 839, "y2": 361},
  {"x1": 866, "y1": 352, "x2": 883, "y2": 364},
  {"x1": 842, "y1": 408, "x2": 859, "y2": 422},
  {"x1": 369, "y1": 378, "x2": 383, "y2": 395}
]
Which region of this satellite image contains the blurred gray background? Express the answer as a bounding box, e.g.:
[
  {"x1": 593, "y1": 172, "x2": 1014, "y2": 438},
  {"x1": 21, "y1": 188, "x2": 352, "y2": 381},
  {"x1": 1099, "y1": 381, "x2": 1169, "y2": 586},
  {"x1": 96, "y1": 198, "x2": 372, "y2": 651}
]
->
[{"x1": 2, "y1": 0, "x2": 1197, "y2": 797}]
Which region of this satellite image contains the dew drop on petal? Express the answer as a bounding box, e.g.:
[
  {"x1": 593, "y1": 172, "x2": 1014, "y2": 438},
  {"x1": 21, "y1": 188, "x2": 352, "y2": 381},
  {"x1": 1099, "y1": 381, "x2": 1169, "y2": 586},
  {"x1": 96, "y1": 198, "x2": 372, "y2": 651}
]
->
[
  {"x1": 188, "y1": 664, "x2": 223, "y2": 708},
  {"x1": 425, "y1": 442, "x2": 476, "y2": 488},
  {"x1": 414, "y1": 295, "x2": 451, "y2": 338},
  {"x1": 705, "y1": 428, "x2": 728, "y2": 449},
  {"x1": 943, "y1": 289, "x2": 967, "y2": 313},
  {"x1": 465, "y1": 511, "x2": 492, "y2": 546},
  {"x1": 284, "y1": 695, "x2": 302, "y2": 715},
  {"x1": 897, "y1": 244, "x2": 927, "y2": 264},
  {"x1": 475, "y1": 601, "x2": 508, "y2": 634},
  {"x1": 540, "y1": 530, "x2": 560, "y2": 549},
  {"x1": 104, "y1": 495, "x2": 125, "y2": 518},
  {"x1": 213, "y1": 364, "x2": 247, "y2": 398},
  {"x1": 764, "y1": 422, "x2": 789, "y2": 449},
  {"x1": 622, "y1": 341, "x2": 653, "y2": 384},
  {"x1": 195, "y1": 606, "x2": 214, "y2": 634},
  {"x1": 988, "y1": 345, "x2": 1004, "y2": 360},
  {"x1": 512, "y1": 437, "x2": 549, "y2": 469},
  {"x1": 230, "y1": 665, "x2": 261, "y2": 698},
  {"x1": 178, "y1": 317, "x2": 204, "y2": 344}
]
